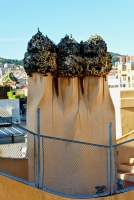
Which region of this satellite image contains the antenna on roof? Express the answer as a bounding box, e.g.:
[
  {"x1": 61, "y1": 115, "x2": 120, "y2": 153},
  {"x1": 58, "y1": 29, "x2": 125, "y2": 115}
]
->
[{"x1": 38, "y1": 28, "x2": 40, "y2": 33}]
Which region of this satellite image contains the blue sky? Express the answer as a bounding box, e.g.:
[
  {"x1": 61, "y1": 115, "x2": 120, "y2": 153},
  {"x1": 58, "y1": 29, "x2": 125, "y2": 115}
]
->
[{"x1": 0, "y1": 0, "x2": 134, "y2": 60}]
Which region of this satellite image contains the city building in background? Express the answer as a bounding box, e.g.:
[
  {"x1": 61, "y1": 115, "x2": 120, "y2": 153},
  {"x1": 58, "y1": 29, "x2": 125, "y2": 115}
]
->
[
  {"x1": 119, "y1": 55, "x2": 134, "y2": 63},
  {"x1": 108, "y1": 55, "x2": 134, "y2": 88}
]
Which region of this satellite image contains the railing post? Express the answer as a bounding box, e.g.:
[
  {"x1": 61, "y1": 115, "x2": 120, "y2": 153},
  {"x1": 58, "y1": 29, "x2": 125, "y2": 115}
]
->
[
  {"x1": 34, "y1": 134, "x2": 36, "y2": 184},
  {"x1": 37, "y1": 108, "x2": 41, "y2": 188},
  {"x1": 109, "y1": 122, "x2": 113, "y2": 195}
]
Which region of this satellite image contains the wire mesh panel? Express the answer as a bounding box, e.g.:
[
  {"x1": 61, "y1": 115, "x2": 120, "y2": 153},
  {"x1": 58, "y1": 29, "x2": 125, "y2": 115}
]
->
[
  {"x1": 113, "y1": 139, "x2": 134, "y2": 193},
  {"x1": 0, "y1": 143, "x2": 28, "y2": 180},
  {"x1": 0, "y1": 123, "x2": 37, "y2": 186},
  {"x1": 27, "y1": 132, "x2": 37, "y2": 185},
  {"x1": 41, "y1": 136, "x2": 109, "y2": 198}
]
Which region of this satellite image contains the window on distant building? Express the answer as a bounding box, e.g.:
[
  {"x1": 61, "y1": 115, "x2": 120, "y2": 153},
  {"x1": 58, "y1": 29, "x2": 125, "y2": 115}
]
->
[
  {"x1": 131, "y1": 65, "x2": 134, "y2": 70},
  {"x1": 120, "y1": 83, "x2": 126, "y2": 87},
  {"x1": 128, "y1": 77, "x2": 130, "y2": 85},
  {"x1": 132, "y1": 76, "x2": 134, "y2": 80},
  {"x1": 132, "y1": 83, "x2": 134, "y2": 87},
  {"x1": 115, "y1": 85, "x2": 118, "y2": 87},
  {"x1": 122, "y1": 65, "x2": 126, "y2": 71},
  {"x1": 123, "y1": 76, "x2": 126, "y2": 81}
]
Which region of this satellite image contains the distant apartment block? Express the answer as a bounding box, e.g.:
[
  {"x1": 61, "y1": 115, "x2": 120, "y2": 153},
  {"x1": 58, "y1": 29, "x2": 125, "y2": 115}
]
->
[
  {"x1": 108, "y1": 60, "x2": 134, "y2": 88},
  {"x1": 107, "y1": 69, "x2": 119, "y2": 88},
  {"x1": 118, "y1": 62, "x2": 134, "y2": 88},
  {"x1": 120, "y1": 55, "x2": 134, "y2": 63},
  {"x1": 0, "y1": 63, "x2": 4, "y2": 68},
  {"x1": 4, "y1": 63, "x2": 14, "y2": 69}
]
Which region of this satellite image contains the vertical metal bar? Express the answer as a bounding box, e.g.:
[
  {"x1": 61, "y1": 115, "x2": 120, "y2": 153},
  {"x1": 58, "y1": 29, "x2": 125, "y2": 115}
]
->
[
  {"x1": 37, "y1": 108, "x2": 41, "y2": 188},
  {"x1": 109, "y1": 122, "x2": 113, "y2": 195},
  {"x1": 34, "y1": 135, "x2": 36, "y2": 185},
  {"x1": 106, "y1": 147, "x2": 108, "y2": 191},
  {"x1": 42, "y1": 137, "x2": 44, "y2": 188},
  {"x1": 114, "y1": 146, "x2": 117, "y2": 192}
]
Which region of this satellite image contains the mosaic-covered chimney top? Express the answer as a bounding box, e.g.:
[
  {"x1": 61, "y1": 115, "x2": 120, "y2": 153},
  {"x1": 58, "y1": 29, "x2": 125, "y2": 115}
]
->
[{"x1": 24, "y1": 30, "x2": 112, "y2": 77}]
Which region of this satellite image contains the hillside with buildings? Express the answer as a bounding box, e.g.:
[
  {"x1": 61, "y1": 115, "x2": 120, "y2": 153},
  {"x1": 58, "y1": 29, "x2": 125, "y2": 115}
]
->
[
  {"x1": 0, "y1": 53, "x2": 122, "y2": 67},
  {"x1": 0, "y1": 62, "x2": 27, "y2": 93},
  {"x1": 0, "y1": 53, "x2": 134, "y2": 91},
  {"x1": 109, "y1": 52, "x2": 122, "y2": 65},
  {"x1": 0, "y1": 57, "x2": 23, "y2": 66}
]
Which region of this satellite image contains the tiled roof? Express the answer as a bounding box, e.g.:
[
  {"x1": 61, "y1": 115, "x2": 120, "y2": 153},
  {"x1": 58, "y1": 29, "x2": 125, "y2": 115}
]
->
[
  {"x1": 0, "y1": 116, "x2": 26, "y2": 137},
  {"x1": 0, "y1": 126, "x2": 26, "y2": 137},
  {"x1": 108, "y1": 70, "x2": 118, "y2": 76}
]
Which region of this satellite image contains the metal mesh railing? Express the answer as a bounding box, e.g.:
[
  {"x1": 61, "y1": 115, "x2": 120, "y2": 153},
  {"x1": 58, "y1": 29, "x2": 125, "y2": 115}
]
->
[
  {"x1": 1, "y1": 117, "x2": 134, "y2": 197},
  {"x1": 0, "y1": 116, "x2": 111, "y2": 198},
  {"x1": 41, "y1": 135, "x2": 110, "y2": 198},
  {"x1": 0, "y1": 118, "x2": 37, "y2": 187},
  {"x1": 113, "y1": 139, "x2": 134, "y2": 193},
  {"x1": 26, "y1": 132, "x2": 37, "y2": 185}
]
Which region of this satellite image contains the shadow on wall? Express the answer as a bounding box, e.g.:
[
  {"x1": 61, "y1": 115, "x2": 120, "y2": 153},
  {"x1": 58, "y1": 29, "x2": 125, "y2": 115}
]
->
[
  {"x1": 121, "y1": 107, "x2": 134, "y2": 136},
  {"x1": 0, "y1": 157, "x2": 28, "y2": 180}
]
